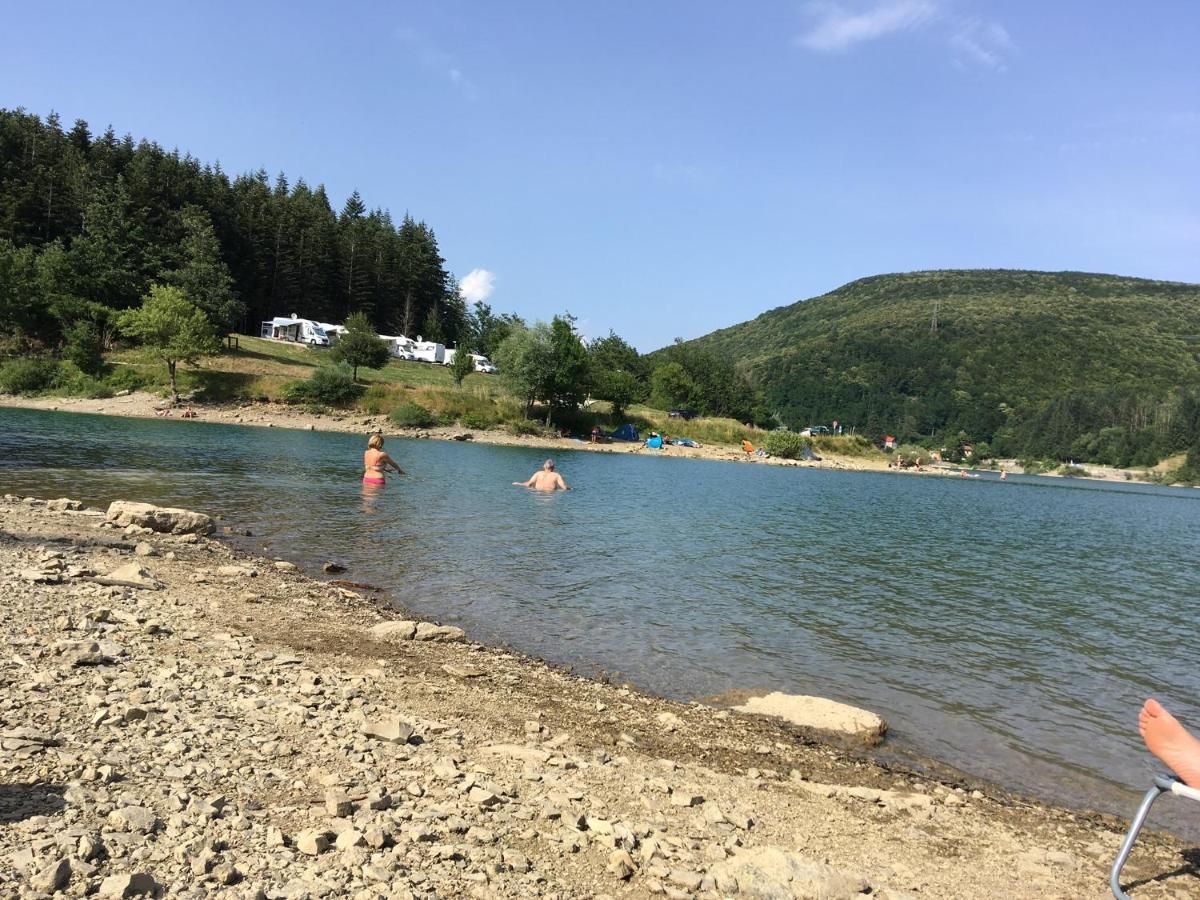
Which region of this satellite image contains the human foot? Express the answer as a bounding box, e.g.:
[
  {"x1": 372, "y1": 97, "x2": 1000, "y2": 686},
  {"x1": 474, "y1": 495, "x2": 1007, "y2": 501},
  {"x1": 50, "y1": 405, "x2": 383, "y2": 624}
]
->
[{"x1": 1139, "y1": 698, "x2": 1200, "y2": 787}]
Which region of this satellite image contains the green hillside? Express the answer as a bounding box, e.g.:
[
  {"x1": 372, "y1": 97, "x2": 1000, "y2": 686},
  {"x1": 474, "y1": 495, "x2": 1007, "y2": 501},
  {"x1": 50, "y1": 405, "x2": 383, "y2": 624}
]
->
[{"x1": 666, "y1": 270, "x2": 1200, "y2": 466}]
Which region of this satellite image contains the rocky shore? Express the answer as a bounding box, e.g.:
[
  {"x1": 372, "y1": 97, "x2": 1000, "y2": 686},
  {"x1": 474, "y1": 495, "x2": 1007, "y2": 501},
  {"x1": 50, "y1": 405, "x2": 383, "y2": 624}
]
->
[{"x1": 0, "y1": 496, "x2": 1189, "y2": 898}]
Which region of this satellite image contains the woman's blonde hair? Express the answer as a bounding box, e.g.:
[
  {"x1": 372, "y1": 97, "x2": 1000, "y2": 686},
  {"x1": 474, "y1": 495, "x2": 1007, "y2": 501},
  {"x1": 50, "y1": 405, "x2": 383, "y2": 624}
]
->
[{"x1": 368, "y1": 433, "x2": 384, "y2": 450}]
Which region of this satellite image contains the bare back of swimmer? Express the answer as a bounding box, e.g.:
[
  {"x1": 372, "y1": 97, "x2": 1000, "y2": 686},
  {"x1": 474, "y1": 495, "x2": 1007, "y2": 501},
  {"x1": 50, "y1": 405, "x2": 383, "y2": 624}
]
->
[{"x1": 513, "y1": 459, "x2": 568, "y2": 491}]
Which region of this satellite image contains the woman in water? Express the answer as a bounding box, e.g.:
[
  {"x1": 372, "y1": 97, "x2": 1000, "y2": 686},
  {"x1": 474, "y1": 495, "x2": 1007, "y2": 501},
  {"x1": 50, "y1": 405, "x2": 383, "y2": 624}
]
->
[{"x1": 363, "y1": 433, "x2": 406, "y2": 485}]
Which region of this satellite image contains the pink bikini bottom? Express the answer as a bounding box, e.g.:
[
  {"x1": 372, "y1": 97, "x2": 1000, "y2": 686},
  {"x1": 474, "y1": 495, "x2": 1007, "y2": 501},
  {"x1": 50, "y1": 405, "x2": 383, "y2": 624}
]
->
[{"x1": 362, "y1": 477, "x2": 385, "y2": 485}]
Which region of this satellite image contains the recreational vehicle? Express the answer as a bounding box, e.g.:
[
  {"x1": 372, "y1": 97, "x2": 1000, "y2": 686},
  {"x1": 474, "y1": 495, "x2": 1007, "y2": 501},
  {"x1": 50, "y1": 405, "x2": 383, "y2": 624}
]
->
[
  {"x1": 380, "y1": 335, "x2": 417, "y2": 361},
  {"x1": 411, "y1": 339, "x2": 445, "y2": 364},
  {"x1": 471, "y1": 354, "x2": 497, "y2": 374},
  {"x1": 260, "y1": 315, "x2": 330, "y2": 347}
]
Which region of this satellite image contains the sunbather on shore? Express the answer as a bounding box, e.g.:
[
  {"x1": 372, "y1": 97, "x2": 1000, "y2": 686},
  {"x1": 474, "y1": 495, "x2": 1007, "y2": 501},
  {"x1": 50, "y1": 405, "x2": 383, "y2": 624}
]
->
[{"x1": 1139, "y1": 698, "x2": 1200, "y2": 787}]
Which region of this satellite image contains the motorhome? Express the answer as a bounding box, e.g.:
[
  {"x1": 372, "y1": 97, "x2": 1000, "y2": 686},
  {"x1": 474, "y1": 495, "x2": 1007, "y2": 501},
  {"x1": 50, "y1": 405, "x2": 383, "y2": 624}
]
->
[
  {"x1": 260, "y1": 315, "x2": 330, "y2": 347},
  {"x1": 318, "y1": 323, "x2": 346, "y2": 344},
  {"x1": 380, "y1": 335, "x2": 417, "y2": 361},
  {"x1": 471, "y1": 353, "x2": 497, "y2": 374},
  {"x1": 411, "y1": 338, "x2": 445, "y2": 364}
]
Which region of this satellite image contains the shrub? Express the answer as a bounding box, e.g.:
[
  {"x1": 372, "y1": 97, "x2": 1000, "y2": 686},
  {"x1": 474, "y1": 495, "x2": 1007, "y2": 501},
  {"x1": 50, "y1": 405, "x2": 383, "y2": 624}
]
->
[
  {"x1": 63, "y1": 321, "x2": 106, "y2": 376},
  {"x1": 389, "y1": 401, "x2": 436, "y2": 428},
  {"x1": 508, "y1": 419, "x2": 544, "y2": 437},
  {"x1": 0, "y1": 357, "x2": 61, "y2": 394},
  {"x1": 813, "y1": 434, "x2": 876, "y2": 457},
  {"x1": 282, "y1": 364, "x2": 364, "y2": 407},
  {"x1": 461, "y1": 411, "x2": 499, "y2": 430},
  {"x1": 57, "y1": 363, "x2": 114, "y2": 399},
  {"x1": 762, "y1": 430, "x2": 811, "y2": 459},
  {"x1": 105, "y1": 365, "x2": 154, "y2": 393}
]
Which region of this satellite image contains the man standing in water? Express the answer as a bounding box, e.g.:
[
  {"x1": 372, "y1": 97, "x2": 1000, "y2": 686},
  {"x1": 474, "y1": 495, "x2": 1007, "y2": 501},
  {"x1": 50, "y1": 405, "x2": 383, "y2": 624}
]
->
[{"x1": 513, "y1": 459, "x2": 569, "y2": 491}]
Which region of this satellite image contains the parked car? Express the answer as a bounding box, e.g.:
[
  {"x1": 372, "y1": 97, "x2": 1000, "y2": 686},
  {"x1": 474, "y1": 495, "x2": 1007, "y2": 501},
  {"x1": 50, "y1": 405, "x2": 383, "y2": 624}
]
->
[
  {"x1": 668, "y1": 409, "x2": 697, "y2": 420},
  {"x1": 800, "y1": 425, "x2": 831, "y2": 436}
]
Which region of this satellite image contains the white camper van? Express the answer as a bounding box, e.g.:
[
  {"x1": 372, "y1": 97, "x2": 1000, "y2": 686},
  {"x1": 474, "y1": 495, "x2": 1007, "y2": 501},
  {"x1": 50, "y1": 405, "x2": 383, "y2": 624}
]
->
[
  {"x1": 380, "y1": 335, "x2": 417, "y2": 361},
  {"x1": 471, "y1": 354, "x2": 497, "y2": 374},
  {"x1": 260, "y1": 315, "x2": 330, "y2": 347},
  {"x1": 411, "y1": 338, "x2": 445, "y2": 364}
]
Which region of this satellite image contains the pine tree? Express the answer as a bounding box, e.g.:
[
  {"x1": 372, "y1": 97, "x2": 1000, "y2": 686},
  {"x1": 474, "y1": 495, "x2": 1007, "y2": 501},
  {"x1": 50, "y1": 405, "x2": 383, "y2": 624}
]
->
[{"x1": 165, "y1": 205, "x2": 242, "y2": 331}]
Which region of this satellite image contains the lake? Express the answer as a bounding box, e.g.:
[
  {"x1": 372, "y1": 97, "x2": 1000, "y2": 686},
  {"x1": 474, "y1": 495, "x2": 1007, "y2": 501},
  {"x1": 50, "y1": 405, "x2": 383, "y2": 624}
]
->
[{"x1": 3, "y1": 406, "x2": 1198, "y2": 835}]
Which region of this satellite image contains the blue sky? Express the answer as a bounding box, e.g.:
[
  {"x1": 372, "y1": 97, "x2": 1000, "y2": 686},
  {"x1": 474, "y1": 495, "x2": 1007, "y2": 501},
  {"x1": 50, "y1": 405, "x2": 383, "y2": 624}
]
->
[{"x1": 3, "y1": 1, "x2": 1198, "y2": 349}]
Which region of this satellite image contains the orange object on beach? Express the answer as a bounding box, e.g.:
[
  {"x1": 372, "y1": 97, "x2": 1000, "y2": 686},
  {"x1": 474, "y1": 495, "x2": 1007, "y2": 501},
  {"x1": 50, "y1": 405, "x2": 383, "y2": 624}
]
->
[{"x1": 742, "y1": 439, "x2": 755, "y2": 454}]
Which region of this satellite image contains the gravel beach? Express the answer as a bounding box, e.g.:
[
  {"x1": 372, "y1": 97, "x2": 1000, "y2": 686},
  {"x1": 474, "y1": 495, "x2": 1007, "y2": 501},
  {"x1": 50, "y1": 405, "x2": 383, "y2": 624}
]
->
[{"x1": 0, "y1": 495, "x2": 1190, "y2": 898}]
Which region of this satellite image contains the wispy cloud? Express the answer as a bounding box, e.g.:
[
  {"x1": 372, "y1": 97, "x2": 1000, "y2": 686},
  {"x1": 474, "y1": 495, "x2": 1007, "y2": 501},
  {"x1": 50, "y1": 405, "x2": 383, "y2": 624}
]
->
[
  {"x1": 796, "y1": 2, "x2": 1015, "y2": 73},
  {"x1": 459, "y1": 268, "x2": 496, "y2": 304},
  {"x1": 949, "y1": 20, "x2": 1015, "y2": 71},
  {"x1": 394, "y1": 27, "x2": 479, "y2": 99},
  {"x1": 797, "y1": 0, "x2": 938, "y2": 52}
]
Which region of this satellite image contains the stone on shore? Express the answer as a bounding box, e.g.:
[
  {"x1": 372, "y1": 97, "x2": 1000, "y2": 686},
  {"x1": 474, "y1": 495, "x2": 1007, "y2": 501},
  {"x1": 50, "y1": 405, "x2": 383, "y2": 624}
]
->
[
  {"x1": 369, "y1": 621, "x2": 417, "y2": 642},
  {"x1": 98, "y1": 872, "x2": 159, "y2": 898},
  {"x1": 104, "y1": 562, "x2": 163, "y2": 590},
  {"x1": 361, "y1": 717, "x2": 414, "y2": 744},
  {"x1": 734, "y1": 692, "x2": 887, "y2": 744},
  {"x1": 709, "y1": 846, "x2": 870, "y2": 898},
  {"x1": 414, "y1": 622, "x2": 465, "y2": 642},
  {"x1": 105, "y1": 500, "x2": 214, "y2": 535}
]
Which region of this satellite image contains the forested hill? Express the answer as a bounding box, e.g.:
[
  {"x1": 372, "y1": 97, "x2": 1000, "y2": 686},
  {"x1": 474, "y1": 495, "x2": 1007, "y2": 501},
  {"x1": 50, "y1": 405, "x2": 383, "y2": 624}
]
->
[
  {"x1": 0, "y1": 108, "x2": 465, "y2": 344},
  {"x1": 669, "y1": 269, "x2": 1200, "y2": 465}
]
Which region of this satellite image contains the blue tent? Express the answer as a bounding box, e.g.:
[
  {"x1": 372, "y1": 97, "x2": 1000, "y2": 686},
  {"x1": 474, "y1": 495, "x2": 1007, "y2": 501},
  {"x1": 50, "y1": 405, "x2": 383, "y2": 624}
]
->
[
  {"x1": 610, "y1": 423, "x2": 639, "y2": 441},
  {"x1": 646, "y1": 434, "x2": 663, "y2": 449}
]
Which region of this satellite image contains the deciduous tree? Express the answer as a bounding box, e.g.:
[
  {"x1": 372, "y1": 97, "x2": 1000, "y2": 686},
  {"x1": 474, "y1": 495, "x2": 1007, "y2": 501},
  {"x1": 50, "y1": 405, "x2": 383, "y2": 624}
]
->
[
  {"x1": 330, "y1": 311, "x2": 390, "y2": 382},
  {"x1": 116, "y1": 283, "x2": 219, "y2": 401}
]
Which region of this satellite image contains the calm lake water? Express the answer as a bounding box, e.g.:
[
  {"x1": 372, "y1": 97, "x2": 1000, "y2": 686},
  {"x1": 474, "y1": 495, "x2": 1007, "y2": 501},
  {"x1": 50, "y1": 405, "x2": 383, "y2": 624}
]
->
[{"x1": 3, "y1": 407, "x2": 1199, "y2": 834}]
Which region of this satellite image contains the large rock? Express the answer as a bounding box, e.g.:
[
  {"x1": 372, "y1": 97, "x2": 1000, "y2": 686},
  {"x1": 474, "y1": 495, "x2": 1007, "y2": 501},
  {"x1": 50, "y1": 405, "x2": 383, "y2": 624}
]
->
[
  {"x1": 105, "y1": 501, "x2": 214, "y2": 535},
  {"x1": 413, "y1": 622, "x2": 466, "y2": 642},
  {"x1": 361, "y1": 717, "x2": 414, "y2": 744},
  {"x1": 103, "y1": 563, "x2": 163, "y2": 590},
  {"x1": 709, "y1": 846, "x2": 870, "y2": 898},
  {"x1": 369, "y1": 621, "x2": 417, "y2": 642},
  {"x1": 98, "y1": 872, "x2": 159, "y2": 898},
  {"x1": 734, "y1": 692, "x2": 886, "y2": 745}
]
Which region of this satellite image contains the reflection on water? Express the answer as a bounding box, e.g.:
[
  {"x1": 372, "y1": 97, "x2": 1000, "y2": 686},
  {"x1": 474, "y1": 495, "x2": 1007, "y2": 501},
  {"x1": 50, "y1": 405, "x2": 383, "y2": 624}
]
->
[{"x1": 2, "y1": 406, "x2": 1199, "y2": 835}]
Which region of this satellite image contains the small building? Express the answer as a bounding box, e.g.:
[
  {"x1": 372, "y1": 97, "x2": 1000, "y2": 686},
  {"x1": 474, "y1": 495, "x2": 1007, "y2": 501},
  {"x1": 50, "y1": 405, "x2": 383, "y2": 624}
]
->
[{"x1": 883, "y1": 434, "x2": 897, "y2": 450}]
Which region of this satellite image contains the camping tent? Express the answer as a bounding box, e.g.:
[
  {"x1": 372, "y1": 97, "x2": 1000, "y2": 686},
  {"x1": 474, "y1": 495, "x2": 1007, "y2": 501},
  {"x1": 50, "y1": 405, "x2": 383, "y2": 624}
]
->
[{"x1": 609, "y1": 423, "x2": 639, "y2": 442}]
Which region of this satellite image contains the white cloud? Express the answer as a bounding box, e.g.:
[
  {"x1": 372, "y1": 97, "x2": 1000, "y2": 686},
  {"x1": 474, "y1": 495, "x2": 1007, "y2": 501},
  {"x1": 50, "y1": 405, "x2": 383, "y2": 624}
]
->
[
  {"x1": 395, "y1": 27, "x2": 479, "y2": 98},
  {"x1": 949, "y1": 20, "x2": 1015, "y2": 71},
  {"x1": 459, "y1": 268, "x2": 496, "y2": 304},
  {"x1": 797, "y1": 0, "x2": 938, "y2": 52}
]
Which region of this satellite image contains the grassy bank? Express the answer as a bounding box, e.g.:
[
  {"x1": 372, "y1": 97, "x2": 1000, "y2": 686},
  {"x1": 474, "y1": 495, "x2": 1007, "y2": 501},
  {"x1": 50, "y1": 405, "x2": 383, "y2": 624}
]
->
[{"x1": 4, "y1": 335, "x2": 889, "y2": 460}]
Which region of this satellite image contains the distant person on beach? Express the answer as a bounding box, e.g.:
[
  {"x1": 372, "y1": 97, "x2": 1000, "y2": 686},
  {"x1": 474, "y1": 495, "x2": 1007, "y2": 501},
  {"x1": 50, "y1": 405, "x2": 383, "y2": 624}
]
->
[
  {"x1": 1140, "y1": 699, "x2": 1200, "y2": 787},
  {"x1": 181, "y1": 406, "x2": 198, "y2": 419},
  {"x1": 513, "y1": 459, "x2": 569, "y2": 491},
  {"x1": 363, "y1": 433, "x2": 406, "y2": 485},
  {"x1": 591, "y1": 425, "x2": 600, "y2": 444}
]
